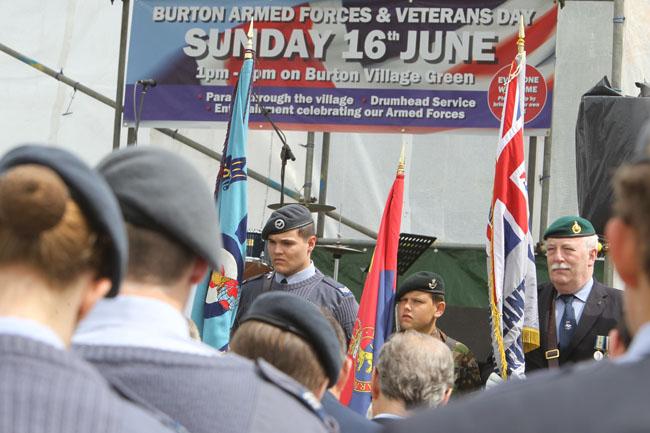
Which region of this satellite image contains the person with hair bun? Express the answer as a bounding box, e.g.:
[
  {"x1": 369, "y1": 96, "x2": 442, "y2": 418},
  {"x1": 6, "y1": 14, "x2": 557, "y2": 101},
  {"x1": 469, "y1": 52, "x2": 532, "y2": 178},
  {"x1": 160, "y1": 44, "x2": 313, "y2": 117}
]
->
[{"x1": 0, "y1": 145, "x2": 177, "y2": 433}]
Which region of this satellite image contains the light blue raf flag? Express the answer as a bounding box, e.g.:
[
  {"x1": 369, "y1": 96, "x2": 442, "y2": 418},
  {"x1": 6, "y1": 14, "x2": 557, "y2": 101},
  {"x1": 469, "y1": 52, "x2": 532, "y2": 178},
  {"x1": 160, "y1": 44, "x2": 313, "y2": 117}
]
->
[{"x1": 192, "y1": 22, "x2": 255, "y2": 351}]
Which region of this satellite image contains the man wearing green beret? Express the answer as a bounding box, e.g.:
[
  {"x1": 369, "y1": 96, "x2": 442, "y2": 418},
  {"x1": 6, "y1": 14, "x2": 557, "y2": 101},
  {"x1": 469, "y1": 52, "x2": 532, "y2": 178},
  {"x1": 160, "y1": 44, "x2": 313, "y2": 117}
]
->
[{"x1": 525, "y1": 216, "x2": 623, "y2": 372}]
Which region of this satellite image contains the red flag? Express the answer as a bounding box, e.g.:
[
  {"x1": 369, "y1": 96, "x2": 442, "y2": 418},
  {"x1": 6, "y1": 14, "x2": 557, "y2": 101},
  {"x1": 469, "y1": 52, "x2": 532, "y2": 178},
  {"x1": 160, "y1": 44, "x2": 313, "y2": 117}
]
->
[{"x1": 341, "y1": 151, "x2": 405, "y2": 414}]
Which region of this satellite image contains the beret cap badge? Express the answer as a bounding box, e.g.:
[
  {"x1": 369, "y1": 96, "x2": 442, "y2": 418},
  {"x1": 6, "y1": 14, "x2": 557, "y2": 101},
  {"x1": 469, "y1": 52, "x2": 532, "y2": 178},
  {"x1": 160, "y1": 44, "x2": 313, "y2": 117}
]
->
[
  {"x1": 428, "y1": 279, "x2": 438, "y2": 290},
  {"x1": 274, "y1": 219, "x2": 285, "y2": 230},
  {"x1": 572, "y1": 221, "x2": 582, "y2": 234}
]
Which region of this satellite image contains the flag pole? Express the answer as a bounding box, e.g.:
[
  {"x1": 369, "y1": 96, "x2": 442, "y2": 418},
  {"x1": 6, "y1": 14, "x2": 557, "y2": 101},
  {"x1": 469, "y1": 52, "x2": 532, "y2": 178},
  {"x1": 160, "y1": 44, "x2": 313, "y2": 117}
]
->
[
  {"x1": 245, "y1": 21, "x2": 254, "y2": 59},
  {"x1": 517, "y1": 16, "x2": 525, "y2": 54},
  {"x1": 398, "y1": 143, "x2": 405, "y2": 175}
]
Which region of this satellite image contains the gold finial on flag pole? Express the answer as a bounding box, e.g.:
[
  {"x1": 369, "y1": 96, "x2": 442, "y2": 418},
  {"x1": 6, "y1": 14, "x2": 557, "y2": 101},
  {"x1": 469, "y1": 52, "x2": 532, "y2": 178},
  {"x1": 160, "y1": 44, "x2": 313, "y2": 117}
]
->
[
  {"x1": 397, "y1": 143, "x2": 406, "y2": 175},
  {"x1": 245, "y1": 21, "x2": 254, "y2": 59},
  {"x1": 517, "y1": 16, "x2": 525, "y2": 55}
]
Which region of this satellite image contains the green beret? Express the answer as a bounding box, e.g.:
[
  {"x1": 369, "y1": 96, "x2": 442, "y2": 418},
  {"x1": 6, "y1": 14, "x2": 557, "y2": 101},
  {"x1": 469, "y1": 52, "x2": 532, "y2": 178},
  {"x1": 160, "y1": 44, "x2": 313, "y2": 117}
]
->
[
  {"x1": 396, "y1": 271, "x2": 446, "y2": 301},
  {"x1": 543, "y1": 216, "x2": 596, "y2": 239}
]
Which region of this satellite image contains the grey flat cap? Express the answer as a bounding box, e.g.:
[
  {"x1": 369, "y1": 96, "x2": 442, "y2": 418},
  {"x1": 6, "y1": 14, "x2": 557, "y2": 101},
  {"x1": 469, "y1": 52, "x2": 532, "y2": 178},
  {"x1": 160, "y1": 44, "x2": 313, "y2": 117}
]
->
[
  {"x1": 97, "y1": 146, "x2": 221, "y2": 270},
  {"x1": 262, "y1": 204, "x2": 313, "y2": 239}
]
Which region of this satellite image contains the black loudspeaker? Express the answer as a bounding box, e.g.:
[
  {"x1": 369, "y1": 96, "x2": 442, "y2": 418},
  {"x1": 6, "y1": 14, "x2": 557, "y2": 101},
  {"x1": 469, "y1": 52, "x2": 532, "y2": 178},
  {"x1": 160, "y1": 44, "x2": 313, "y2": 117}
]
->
[{"x1": 575, "y1": 77, "x2": 650, "y2": 234}]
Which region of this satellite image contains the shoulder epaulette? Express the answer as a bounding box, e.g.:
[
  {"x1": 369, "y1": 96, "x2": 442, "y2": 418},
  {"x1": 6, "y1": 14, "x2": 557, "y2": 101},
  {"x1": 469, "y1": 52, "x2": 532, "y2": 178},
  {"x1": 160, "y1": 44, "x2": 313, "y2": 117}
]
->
[
  {"x1": 321, "y1": 276, "x2": 353, "y2": 297},
  {"x1": 242, "y1": 272, "x2": 272, "y2": 285},
  {"x1": 335, "y1": 286, "x2": 352, "y2": 296}
]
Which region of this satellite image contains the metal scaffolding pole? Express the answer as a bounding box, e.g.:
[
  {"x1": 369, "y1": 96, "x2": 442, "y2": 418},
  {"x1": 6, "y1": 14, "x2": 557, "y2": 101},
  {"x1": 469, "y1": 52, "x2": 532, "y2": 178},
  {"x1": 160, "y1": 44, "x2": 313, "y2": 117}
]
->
[
  {"x1": 111, "y1": 0, "x2": 130, "y2": 150},
  {"x1": 319, "y1": 238, "x2": 478, "y2": 250},
  {"x1": 303, "y1": 131, "x2": 315, "y2": 202},
  {"x1": 325, "y1": 210, "x2": 377, "y2": 239},
  {"x1": 527, "y1": 136, "x2": 538, "y2": 224},
  {"x1": 0, "y1": 43, "x2": 115, "y2": 108},
  {"x1": 0, "y1": 43, "x2": 300, "y2": 195},
  {"x1": 538, "y1": 134, "x2": 552, "y2": 241},
  {"x1": 0, "y1": 42, "x2": 379, "y2": 239},
  {"x1": 317, "y1": 132, "x2": 330, "y2": 238},
  {"x1": 611, "y1": 0, "x2": 625, "y2": 91},
  {"x1": 316, "y1": 132, "x2": 377, "y2": 239},
  {"x1": 605, "y1": 0, "x2": 625, "y2": 286},
  {"x1": 154, "y1": 128, "x2": 302, "y2": 201}
]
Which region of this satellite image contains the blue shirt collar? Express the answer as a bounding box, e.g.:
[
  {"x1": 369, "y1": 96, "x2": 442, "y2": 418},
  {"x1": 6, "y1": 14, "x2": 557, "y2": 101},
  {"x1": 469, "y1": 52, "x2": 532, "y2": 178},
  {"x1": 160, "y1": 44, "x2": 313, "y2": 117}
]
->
[
  {"x1": 0, "y1": 317, "x2": 65, "y2": 349},
  {"x1": 73, "y1": 295, "x2": 218, "y2": 357},
  {"x1": 556, "y1": 277, "x2": 593, "y2": 302},
  {"x1": 275, "y1": 262, "x2": 316, "y2": 284}
]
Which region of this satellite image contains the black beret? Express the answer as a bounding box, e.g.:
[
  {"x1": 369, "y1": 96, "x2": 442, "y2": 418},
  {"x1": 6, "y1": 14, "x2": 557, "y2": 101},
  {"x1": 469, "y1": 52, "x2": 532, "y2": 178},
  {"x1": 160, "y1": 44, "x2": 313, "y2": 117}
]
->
[
  {"x1": 241, "y1": 291, "x2": 342, "y2": 387},
  {"x1": 262, "y1": 204, "x2": 313, "y2": 239},
  {"x1": 0, "y1": 144, "x2": 127, "y2": 297},
  {"x1": 97, "y1": 146, "x2": 221, "y2": 270},
  {"x1": 396, "y1": 271, "x2": 446, "y2": 301}
]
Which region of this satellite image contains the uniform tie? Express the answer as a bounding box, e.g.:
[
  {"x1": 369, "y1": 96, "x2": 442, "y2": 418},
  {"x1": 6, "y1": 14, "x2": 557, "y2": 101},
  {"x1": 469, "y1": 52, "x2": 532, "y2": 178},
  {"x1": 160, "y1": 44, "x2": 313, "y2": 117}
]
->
[
  {"x1": 280, "y1": 278, "x2": 288, "y2": 284},
  {"x1": 558, "y1": 294, "x2": 577, "y2": 351}
]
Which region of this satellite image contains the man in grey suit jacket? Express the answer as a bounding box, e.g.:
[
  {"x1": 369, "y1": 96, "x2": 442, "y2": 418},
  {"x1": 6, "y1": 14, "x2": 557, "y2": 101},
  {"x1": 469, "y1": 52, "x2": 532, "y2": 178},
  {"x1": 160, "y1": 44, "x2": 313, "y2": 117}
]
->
[
  {"x1": 74, "y1": 146, "x2": 334, "y2": 433},
  {"x1": 526, "y1": 216, "x2": 622, "y2": 371},
  {"x1": 385, "y1": 158, "x2": 650, "y2": 433}
]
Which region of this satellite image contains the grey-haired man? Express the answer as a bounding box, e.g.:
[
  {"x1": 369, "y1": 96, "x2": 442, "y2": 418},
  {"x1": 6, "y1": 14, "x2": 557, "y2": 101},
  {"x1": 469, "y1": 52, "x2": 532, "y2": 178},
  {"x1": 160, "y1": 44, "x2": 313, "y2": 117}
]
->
[{"x1": 371, "y1": 331, "x2": 454, "y2": 425}]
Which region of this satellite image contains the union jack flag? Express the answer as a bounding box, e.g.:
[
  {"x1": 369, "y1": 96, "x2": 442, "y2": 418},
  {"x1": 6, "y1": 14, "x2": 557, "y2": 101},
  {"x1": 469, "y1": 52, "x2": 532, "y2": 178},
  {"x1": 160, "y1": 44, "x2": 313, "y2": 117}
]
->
[{"x1": 486, "y1": 44, "x2": 539, "y2": 379}]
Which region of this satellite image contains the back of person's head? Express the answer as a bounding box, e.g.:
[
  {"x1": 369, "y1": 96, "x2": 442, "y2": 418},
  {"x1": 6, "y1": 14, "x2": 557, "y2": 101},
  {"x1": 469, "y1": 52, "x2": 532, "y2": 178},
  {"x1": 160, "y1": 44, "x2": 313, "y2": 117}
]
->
[
  {"x1": 612, "y1": 161, "x2": 650, "y2": 276},
  {"x1": 229, "y1": 292, "x2": 342, "y2": 398},
  {"x1": 0, "y1": 145, "x2": 126, "y2": 295},
  {"x1": 125, "y1": 224, "x2": 194, "y2": 285},
  {"x1": 0, "y1": 145, "x2": 127, "y2": 343},
  {"x1": 609, "y1": 160, "x2": 650, "y2": 335},
  {"x1": 230, "y1": 319, "x2": 328, "y2": 394},
  {"x1": 609, "y1": 159, "x2": 650, "y2": 335},
  {"x1": 0, "y1": 164, "x2": 105, "y2": 285},
  {"x1": 375, "y1": 331, "x2": 454, "y2": 410},
  {"x1": 97, "y1": 146, "x2": 221, "y2": 286}
]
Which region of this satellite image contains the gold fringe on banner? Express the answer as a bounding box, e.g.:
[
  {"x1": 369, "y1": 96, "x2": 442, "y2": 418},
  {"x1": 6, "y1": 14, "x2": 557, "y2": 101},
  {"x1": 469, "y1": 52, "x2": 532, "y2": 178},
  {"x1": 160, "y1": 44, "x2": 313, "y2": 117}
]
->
[{"x1": 522, "y1": 326, "x2": 541, "y2": 353}]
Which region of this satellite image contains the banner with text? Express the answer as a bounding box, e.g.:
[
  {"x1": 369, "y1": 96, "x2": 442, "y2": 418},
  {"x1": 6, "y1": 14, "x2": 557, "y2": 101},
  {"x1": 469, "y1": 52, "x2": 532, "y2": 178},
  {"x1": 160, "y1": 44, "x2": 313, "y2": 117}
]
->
[{"x1": 125, "y1": 0, "x2": 557, "y2": 133}]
